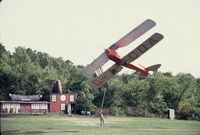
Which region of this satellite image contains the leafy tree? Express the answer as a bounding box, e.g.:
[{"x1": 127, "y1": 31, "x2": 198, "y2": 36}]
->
[
  {"x1": 195, "y1": 78, "x2": 200, "y2": 107},
  {"x1": 175, "y1": 73, "x2": 197, "y2": 110},
  {"x1": 1, "y1": 44, "x2": 200, "y2": 119}
]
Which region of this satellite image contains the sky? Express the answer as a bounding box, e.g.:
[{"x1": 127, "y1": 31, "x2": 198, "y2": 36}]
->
[{"x1": 0, "y1": 0, "x2": 200, "y2": 77}]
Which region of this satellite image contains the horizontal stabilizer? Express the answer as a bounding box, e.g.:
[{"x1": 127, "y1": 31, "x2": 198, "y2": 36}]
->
[{"x1": 147, "y1": 64, "x2": 161, "y2": 71}]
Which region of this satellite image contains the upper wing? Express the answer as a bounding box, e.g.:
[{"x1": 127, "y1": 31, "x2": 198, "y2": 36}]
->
[
  {"x1": 90, "y1": 64, "x2": 123, "y2": 89},
  {"x1": 110, "y1": 19, "x2": 156, "y2": 50},
  {"x1": 82, "y1": 19, "x2": 156, "y2": 77},
  {"x1": 122, "y1": 33, "x2": 164, "y2": 64},
  {"x1": 82, "y1": 52, "x2": 109, "y2": 77}
]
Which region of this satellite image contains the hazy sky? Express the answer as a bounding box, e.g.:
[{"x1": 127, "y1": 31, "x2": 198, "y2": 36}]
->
[{"x1": 0, "y1": 0, "x2": 200, "y2": 77}]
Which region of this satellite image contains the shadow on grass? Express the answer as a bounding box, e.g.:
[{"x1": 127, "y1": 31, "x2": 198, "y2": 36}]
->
[{"x1": 1, "y1": 130, "x2": 80, "y2": 135}]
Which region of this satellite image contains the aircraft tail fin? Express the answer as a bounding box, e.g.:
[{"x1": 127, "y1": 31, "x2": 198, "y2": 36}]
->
[{"x1": 147, "y1": 64, "x2": 161, "y2": 71}]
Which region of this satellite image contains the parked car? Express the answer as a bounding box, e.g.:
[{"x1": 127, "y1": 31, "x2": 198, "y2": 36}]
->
[{"x1": 81, "y1": 110, "x2": 91, "y2": 115}]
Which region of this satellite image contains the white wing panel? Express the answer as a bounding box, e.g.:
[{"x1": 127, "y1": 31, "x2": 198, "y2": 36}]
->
[
  {"x1": 90, "y1": 64, "x2": 123, "y2": 89},
  {"x1": 110, "y1": 19, "x2": 156, "y2": 50},
  {"x1": 82, "y1": 52, "x2": 109, "y2": 77}
]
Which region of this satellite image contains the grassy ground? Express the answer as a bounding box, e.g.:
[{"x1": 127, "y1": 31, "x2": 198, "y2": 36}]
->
[{"x1": 1, "y1": 114, "x2": 200, "y2": 135}]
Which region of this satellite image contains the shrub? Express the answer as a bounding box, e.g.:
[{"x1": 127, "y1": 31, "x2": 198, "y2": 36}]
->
[{"x1": 176, "y1": 107, "x2": 200, "y2": 120}]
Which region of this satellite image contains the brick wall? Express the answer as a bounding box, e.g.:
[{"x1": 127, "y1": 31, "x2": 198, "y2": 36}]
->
[{"x1": 49, "y1": 93, "x2": 77, "y2": 113}]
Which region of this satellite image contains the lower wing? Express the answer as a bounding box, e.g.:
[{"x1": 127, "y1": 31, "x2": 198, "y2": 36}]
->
[{"x1": 90, "y1": 64, "x2": 123, "y2": 89}]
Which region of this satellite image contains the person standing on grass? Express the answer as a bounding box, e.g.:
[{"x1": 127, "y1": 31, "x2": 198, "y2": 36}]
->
[{"x1": 99, "y1": 111, "x2": 105, "y2": 126}]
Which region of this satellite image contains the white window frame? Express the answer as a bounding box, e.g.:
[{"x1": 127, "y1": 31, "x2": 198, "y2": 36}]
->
[
  {"x1": 31, "y1": 104, "x2": 40, "y2": 109},
  {"x1": 70, "y1": 95, "x2": 74, "y2": 102},
  {"x1": 31, "y1": 103, "x2": 48, "y2": 110},
  {"x1": 52, "y1": 95, "x2": 56, "y2": 102},
  {"x1": 40, "y1": 104, "x2": 48, "y2": 109},
  {"x1": 60, "y1": 103, "x2": 65, "y2": 111},
  {"x1": 3, "y1": 103, "x2": 20, "y2": 109}
]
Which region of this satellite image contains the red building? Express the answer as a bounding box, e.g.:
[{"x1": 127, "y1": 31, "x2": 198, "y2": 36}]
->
[
  {"x1": 0, "y1": 81, "x2": 77, "y2": 115},
  {"x1": 0, "y1": 100, "x2": 48, "y2": 114},
  {"x1": 0, "y1": 93, "x2": 77, "y2": 115},
  {"x1": 49, "y1": 80, "x2": 77, "y2": 114},
  {"x1": 0, "y1": 94, "x2": 48, "y2": 114},
  {"x1": 49, "y1": 93, "x2": 77, "y2": 114}
]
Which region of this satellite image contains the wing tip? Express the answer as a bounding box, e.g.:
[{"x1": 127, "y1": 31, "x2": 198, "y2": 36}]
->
[
  {"x1": 154, "y1": 33, "x2": 164, "y2": 39},
  {"x1": 145, "y1": 19, "x2": 156, "y2": 26}
]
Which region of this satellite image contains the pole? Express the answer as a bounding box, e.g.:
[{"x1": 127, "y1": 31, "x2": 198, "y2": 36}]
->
[{"x1": 100, "y1": 88, "x2": 106, "y2": 112}]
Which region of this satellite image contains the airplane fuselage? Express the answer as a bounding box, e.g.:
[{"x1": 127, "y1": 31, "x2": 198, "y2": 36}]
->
[
  {"x1": 105, "y1": 49, "x2": 149, "y2": 75},
  {"x1": 105, "y1": 49, "x2": 123, "y2": 64}
]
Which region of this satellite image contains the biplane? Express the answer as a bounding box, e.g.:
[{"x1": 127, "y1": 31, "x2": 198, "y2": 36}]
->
[{"x1": 82, "y1": 19, "x2": 164, "y2": 89}]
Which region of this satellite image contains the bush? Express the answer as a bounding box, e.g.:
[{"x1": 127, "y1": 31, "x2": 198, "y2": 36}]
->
[
  {"x1": 125, "y1": 107, "x2": 146, "y2": 117},
  {"x1": 176, "y1": 107, "x2": 200, "y2": 120},
  {"x1": 111, "y1": 107, "x2": 124, "y2": 116}
]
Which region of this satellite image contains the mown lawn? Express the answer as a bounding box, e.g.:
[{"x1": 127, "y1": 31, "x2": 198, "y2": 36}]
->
[{"x1": 1, "y1": 114, "x2": 200, "y2": 135}]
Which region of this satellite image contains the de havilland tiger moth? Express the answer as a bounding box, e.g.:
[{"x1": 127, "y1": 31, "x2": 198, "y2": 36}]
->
[{"x1": 82, "y1": 19, "x2": 164, "y2": 89}]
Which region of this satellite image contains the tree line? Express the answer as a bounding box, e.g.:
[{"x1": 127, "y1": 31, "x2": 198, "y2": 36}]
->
[{"x1": 0, "y1": 43, "x2": 200, "y2": 120}]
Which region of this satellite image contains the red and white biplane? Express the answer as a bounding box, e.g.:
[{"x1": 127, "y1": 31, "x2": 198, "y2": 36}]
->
[{"x1": 82, "y1": 19, "x2": 164, "y2": 89}]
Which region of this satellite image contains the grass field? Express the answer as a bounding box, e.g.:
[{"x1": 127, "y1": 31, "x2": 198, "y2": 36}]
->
[{"x1": 1, "y1": 114, "x2": 200, "y2": 135}]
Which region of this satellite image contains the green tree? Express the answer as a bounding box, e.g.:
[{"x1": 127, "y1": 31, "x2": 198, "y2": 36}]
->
[
  {"x1": 196, "y1": 78, "x2": 200, "y2": 107},
  {"x1": 175, "y1": 73, "x2": 197, "y2": 110},
  {"x1": 122, "y1": 79, "x2": 150, "y2": 116}
]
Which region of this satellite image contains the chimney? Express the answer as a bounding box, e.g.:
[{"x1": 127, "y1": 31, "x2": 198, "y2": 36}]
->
[
  {"x1": 52, "y1": 80, "x2": 62, "y2": 94},
  {"x1": 57, "y1": 80, "x2": 62, "y2": 94}
]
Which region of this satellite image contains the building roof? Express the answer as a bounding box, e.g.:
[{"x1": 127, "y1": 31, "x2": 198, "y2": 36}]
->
[
  {"x1": 10, "y1": 94, "x2": 42, "y2": 101},
  {"x1": 0, "y1": 101, "x2": 49, "y2": 104}
]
